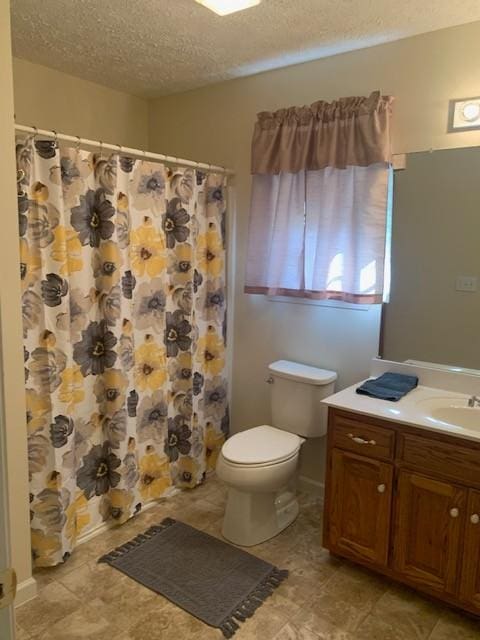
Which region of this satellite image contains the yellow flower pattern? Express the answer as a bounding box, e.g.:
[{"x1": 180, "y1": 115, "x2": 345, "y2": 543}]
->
[
  {"x1": 196, "y1": 227, "x2": 224, "y2": 277},
  {"x1": 26, "y1": 388, "x2": 51, "y2": 434},
  {"x1": 134, "y1": 338, "x2": 167, "y2": 391},
  {"x1": 51, "y1": 225, "x2": 83, "y2": 274},
  {"x1": 131, "y1": 218, "x2": 167, "y2": 277},
  {"x1": 65, "y1": 491, "x2": 91, "y2": 543},
  {"x1": 31, "y1": 529, "x2": 62, "y2": 568},
  {"x1": 138, "y1": 447, "x2": 172, "y2": 501},
  {"x1": 58, "y1": 366, "x2": 85, "y2": 409},
  {"x1": 174, "y1": 455, "x2": 201, "y2": 489},
  {"x1": 19, "y1": 238, "x2": 42, "y2": 290},
  {"x1": 205, "y1": 423, "x2": 225, "y2": 472},
  {"x1": 196, "y1": 326, "x2": 226, "y2": 376}
]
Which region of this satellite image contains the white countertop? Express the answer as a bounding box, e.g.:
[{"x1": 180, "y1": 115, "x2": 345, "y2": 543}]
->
[{"x1": 322, "y1": 381, "x2": 480, "y2": 443}]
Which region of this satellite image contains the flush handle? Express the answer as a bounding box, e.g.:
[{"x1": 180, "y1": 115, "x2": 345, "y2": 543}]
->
[
  {"x1": 347, "y1": 433, "x2": 376, "y2": 446},
  {"x1": 471, "y1": 513, "x2": 480, "y2": 525},
  {"x1": 377, "y1": 484, "x2": 386, "y2": 494},
  {"x1": 450, "y1": 508, "x2": 460, "y2": 519},
  {"x1": 266, "y1": 376, "x2": 274, "y2": 384}
]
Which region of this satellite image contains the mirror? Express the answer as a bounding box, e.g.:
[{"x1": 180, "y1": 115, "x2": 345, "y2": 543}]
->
[{"x1": 381, "y1": 146, "x2": 480, "y2": 371}]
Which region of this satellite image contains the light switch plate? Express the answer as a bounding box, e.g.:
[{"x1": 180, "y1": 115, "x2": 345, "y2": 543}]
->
[{"x1": 456, "y1": 276, "x2": 477, "y2": 292}]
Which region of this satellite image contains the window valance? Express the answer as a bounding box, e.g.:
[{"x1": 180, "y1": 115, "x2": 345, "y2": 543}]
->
[{"x1": 252, "y1": 91, "x2": 393, "y2": 174}]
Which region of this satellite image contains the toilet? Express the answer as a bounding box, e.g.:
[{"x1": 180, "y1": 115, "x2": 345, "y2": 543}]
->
[{"x1": 216, "y1": 360, "x2": 337, "y2": 546}]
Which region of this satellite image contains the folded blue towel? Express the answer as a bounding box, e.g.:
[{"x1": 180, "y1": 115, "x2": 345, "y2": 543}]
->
[{"x1": 356, "y1": 372, "x2": 418, "y2": 402}]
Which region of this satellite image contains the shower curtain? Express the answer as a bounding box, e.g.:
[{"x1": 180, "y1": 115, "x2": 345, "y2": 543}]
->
[{"x1": 16, "y1": 137, "x2": 229, "y2": 567}]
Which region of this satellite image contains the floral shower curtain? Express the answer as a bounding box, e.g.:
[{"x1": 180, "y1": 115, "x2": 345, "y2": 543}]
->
[{"x1": 17, "y1": 137, "x2": 228, "y2": 567}]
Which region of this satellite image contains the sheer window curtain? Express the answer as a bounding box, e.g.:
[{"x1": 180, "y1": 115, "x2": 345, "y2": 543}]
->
[{"x1": 245, "y1": 91, "x2": 394, "y2": 304}]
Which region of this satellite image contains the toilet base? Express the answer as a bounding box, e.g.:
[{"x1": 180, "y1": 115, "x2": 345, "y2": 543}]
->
[{"x1": 221, "y1": 487, "x2": 299, "y2": 547}]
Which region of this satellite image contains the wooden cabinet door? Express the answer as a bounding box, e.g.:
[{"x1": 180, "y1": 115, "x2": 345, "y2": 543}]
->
[
  {"x1": 328, "y1": 448, "x2": 393, "y2": 566},
  {"x1": 393, "y1": 471, "x2": 466, "y2": 595},
  {"x1": 460, "y1": 489, "x2": 480, "y2": 609}
]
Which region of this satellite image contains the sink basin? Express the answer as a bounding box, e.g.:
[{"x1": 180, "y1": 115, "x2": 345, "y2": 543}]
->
[
  {"x1": 416, "y1": 396, "x2": 480, "y2": 430},
  {"x1": 430, "y1": 407, "x2": 480, "y2": 430}
]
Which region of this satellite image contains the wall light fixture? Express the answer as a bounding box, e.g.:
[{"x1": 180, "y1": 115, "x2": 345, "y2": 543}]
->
[{"x1": 449, "y1": 97, "x2": 480, "y2": 132}]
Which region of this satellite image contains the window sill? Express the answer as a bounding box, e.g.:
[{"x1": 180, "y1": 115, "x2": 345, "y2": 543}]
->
[{"x1": 265, "y1": 295, "x2": 380, "y2": 311}]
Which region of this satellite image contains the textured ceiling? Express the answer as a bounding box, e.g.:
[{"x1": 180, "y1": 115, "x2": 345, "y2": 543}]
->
[{"x1": 10, "y1": 0, "x2": 480, "y2": 98}]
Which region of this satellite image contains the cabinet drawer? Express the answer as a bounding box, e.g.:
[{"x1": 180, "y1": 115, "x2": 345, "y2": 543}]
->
[
  {"x1": 398, "y1": 432, "x2": 480, "y2": 487},
  {"x1": 330, "y1": 411, "x2": 395, "y2": 461}
]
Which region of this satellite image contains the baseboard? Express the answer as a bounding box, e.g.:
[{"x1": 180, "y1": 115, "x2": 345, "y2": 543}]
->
[
  {"x1": 15, "y1": 576, "x2": 37, "y2": 607},
  {"x1": 16, "y1": 487, "x2": 184, "y2": 607},
  {"x1": 76, "y1": 488, "x2": 179, "y2": 547},
  {"x1": 75, "y1": 519, "x2": 116, "y2": 547},
  {"x1": 298, "y1": 475, "x2": 325, "y2": 502},
  {"x1": 15, "y1": 487, "x2": 187, "y2": 608}
]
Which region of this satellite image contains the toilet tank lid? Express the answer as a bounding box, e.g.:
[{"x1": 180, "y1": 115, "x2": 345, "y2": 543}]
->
[{"x1": 268, "y1": 360, "x2": 337, "y2": 385}]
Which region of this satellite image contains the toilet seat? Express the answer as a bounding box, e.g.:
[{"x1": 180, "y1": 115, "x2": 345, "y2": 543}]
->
[
  {"x1": 221, "y1": 425, "x2": 303, "y2": 466},
  {"x1": 219, "y1": 450, "x2": 299, "y2": 470}
]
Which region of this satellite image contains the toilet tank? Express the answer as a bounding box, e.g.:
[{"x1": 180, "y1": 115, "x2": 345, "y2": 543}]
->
[{"x1": 268, "y1": 360, "x2": 337, "y2": 438}]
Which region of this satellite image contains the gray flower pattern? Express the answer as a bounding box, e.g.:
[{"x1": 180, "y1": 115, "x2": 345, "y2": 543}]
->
[
  {"x1": 50, "y1": 415, "x2": 74, "y2": 448},
  {"x1": 165, "y1": 310, "x2": 192, "y2": 357},
  {"x1": 73, "y1": 320, "x2": 117, "y2": 376},
  {"x1": 77, "y1": 443, "x2": 121, "y2": 499},
  {"x1": 133, "y1": 279, "x2": 166, "y2": 332},
  {"x1": 71, "y1": 188, "x2": 115, "y2": 247}
]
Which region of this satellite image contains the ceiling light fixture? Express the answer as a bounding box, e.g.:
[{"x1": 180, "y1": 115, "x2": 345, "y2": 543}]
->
[{"x1": 195, "y1": 0, "x2": 261, "y2": 16}]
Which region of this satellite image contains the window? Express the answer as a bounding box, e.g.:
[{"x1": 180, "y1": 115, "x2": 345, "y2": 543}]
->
[{"x1": 245, "y1": 92, "x2": 393, "y2": 304}]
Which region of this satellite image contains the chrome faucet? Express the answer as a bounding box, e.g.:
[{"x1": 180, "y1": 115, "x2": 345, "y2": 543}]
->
[{"x1": 468, "y1": 395, "x2": 480, "y2": 407}]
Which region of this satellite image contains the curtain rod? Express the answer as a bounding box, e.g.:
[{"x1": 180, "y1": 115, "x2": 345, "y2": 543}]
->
[{"x1": 14, "y1": 124, "x2": 234, "y2": 176}]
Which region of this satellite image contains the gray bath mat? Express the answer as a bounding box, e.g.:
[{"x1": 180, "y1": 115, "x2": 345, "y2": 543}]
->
[{"x1": 98, "y1": 517, "x2": 288, "y2": 637}]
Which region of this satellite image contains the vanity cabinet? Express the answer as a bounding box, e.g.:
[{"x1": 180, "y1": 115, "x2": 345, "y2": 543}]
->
[{"x1": 324, "y1": 408, "x2": 480, "y2": 617}]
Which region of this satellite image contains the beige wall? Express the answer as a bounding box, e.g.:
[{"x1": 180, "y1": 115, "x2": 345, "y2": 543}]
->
[
  {"x1": 383, "y1": 147, "x2": 480, "y2": 369},
  {"x1": 13, "y1": 57, "x2": 149, "y2": 148},
  {"x1": 148, "y1": 21, "x2": 480, "y2": 484},
  {"x1": 0, "y1": 2, "x2": 34, "y2": 596}
]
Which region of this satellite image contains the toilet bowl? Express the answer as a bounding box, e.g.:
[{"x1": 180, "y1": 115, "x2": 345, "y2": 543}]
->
[
  {"x1": 216, "y1": 360, "x2": 337, "y2": 547},
  {"x1": 216, "y1": 425, "x2": 305, "y2": 546}
]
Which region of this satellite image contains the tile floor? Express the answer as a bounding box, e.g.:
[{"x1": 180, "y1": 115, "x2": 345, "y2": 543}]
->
[{"x1": 15, "y1": 476, "x2": 480, "y2": 639}]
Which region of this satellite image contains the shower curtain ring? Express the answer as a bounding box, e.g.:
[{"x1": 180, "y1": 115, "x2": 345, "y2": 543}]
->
[
  {"x1": 99, "y1": 140, "x2": 103, "y2": 155},
  {"x1": 52, "y1": 130, "x2": 58, "y2": 147},
  {"x1": 75, "y1": 135, "x2": 81, "y2": 152},
  {"x1": 29, "y1": 125, "x2": 38, "y2": 144}
]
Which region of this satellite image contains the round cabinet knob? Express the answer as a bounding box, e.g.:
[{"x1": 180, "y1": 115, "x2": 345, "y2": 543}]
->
[
  {"x1": 377, "y1": 484, "x2": 386, "y2": 494},
  {"x1": 450, "y1": 508, "x2": 459, "y2": 518},
  {"x1": 471, "y1": 513, "x2": 480, "y2": 525}
]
